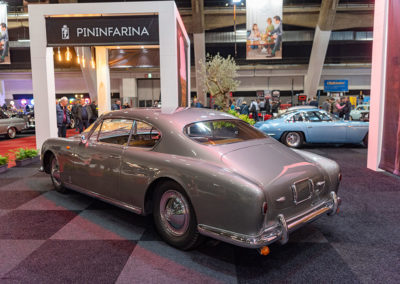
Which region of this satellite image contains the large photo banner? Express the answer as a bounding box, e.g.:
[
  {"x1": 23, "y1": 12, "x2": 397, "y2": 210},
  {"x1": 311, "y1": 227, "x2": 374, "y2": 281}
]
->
[
  {"x1": 0, "y1": 4, "x2": 10, "y2": 64},
  {"x1": 379, "y1": 0, "x2": 400, "y2": 175},
  {"x1": 246, "y1": 0, "x2": 283, "y2": 60}
]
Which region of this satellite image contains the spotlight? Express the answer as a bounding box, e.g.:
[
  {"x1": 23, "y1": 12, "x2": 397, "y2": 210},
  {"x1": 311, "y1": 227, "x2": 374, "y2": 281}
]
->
[
  {"x1": 57, "y1": 47, "x2": 62, "y2": 62},
  {"x1": 65, "y1": 47, "x2": 72, "y2": 62}
]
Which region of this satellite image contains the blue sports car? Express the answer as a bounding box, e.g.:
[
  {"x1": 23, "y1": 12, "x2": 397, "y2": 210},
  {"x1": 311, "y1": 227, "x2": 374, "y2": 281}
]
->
[{"x1": 254, "y1": 108, "x2": 369, "y2": 148}]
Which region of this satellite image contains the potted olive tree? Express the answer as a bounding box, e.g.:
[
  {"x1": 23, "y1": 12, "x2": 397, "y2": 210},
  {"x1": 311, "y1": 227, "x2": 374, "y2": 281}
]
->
[
  {"x1": 14, "y1": 148, "x2": 39, "y2": 167},
  {"x1": 0, "y1": 154, "x2": 9, "y2": 173}
]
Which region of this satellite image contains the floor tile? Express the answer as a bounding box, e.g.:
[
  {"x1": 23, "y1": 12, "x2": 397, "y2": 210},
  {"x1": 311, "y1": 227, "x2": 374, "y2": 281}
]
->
[
  {"x1": 117, "y1": 241, "x2": 237, "y2": 284},
  {"x1": 0, "y1": 191, "x2": 43, "y2": 209},
  {"x1": 17, "y1": 190, "x2": 93, "y2": 211},
  {"x1": 0, "y1": 210, "x2": 78, "y2": 240},
  {"x1": 1, "y1": 240, "x2": 136, "y2": 284},
  {"x1": 0, "y1": 240, "x2": 45, "y2": 278},
  {"x1": 51, "y1": 209, "x2": 146, "y2": 240}
]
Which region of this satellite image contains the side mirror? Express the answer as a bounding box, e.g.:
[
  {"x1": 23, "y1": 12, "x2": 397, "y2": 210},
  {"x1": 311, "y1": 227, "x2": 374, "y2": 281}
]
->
[{"x1": 81, "y1": 135, "x2": 87, "y2": 144}]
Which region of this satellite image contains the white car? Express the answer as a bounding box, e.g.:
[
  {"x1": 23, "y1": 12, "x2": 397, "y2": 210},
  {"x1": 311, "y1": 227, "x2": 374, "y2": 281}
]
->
[{"x1": 350, "y1": 104, "x2": 370, "y2": 120}]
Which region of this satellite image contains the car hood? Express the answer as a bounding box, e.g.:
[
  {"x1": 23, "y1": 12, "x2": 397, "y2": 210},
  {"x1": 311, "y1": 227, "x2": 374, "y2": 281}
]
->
[{"x1": 220, "y1": 140, "x2": 327, "y2": 213}]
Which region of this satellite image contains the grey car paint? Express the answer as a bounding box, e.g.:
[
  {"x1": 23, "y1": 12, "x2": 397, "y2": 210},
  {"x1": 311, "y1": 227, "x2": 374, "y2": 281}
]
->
[
  {"x1": 41, "y1": 108, "x2": 341, "y2": 248},
  {"x1": 0, "y1": 110, "x2": 27, "y2": 137}
]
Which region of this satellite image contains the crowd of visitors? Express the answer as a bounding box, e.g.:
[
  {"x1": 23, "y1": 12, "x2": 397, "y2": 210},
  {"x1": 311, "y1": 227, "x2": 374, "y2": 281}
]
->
[{"x1": 230, "y1": 98, "x2": 282, "y2": 121}]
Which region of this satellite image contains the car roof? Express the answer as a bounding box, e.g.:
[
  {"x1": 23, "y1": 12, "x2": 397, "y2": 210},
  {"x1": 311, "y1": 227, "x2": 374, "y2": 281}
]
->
[
  {"x1": 101, "y1": 107, "x2": 238, "y2": 130},
  {"x1": 287, "y1": 106, "x2": 319, "y2": 111}
]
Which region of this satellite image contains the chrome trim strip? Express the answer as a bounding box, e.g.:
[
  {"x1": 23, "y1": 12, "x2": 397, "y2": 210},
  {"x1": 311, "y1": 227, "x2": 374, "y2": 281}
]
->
[
  {"x1": 64, "y1": 182, "x2": 143, "y2": 215},
  {"x1": 198, "y1": 191, "x2": 340, "y2": 249}
]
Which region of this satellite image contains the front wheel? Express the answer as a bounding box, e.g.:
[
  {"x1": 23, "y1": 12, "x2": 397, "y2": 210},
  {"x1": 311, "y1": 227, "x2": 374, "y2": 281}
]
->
[
  {"x1": 50, "y1": 155, "x2": 67, "y2": 193},
  {"x1": 363, "y1": 133, "x2": 368, "y2": 148},
  {"x1": 282, "y1": 131, "x2": 304, "y2": 148},
  {"x1": 153, "y1": 181, "x2": 203, "y2": 250},
  {"x1": 6, "y1": 127, "x2": 17, "y2": 139}
]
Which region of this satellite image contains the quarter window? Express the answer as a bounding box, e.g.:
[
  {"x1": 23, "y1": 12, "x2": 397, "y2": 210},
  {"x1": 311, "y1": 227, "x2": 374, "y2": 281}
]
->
[{"x1": 127, "y1": 120, "x2": 161, "y2": 148}]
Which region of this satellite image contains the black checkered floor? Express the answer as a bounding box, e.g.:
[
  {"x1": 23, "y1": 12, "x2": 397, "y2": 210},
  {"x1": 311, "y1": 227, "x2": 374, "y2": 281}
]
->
[{"x1": 0, "y1": 147, "x2": 399, "y2": 283}]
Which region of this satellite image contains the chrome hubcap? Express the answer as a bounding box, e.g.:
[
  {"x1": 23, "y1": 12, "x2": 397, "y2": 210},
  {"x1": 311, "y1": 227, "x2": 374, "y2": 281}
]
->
[
  {"x1": 8, "y1": 128, "x2": 16, "y2": 138},
  {"x1": 160, "y1": 190, "x2": 190, "y2": 237},
  {"x1": 286, "y1": 132, "x2": 300, "y2": 147},
  {"x1": 51, "y1": 158, "x2": 61, "y2": 187}
]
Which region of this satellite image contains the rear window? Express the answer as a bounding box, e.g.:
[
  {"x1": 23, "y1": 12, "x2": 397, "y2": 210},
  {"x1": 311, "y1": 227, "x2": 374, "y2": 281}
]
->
[{"x1": 184, "y1": 120, "x2": 267, "y2": 145}]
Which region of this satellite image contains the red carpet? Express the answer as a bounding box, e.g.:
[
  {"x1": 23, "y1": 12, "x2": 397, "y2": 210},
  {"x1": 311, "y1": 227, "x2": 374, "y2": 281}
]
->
[{"x1": 0, "y1": 129, "x2": 79, "y2": 168}]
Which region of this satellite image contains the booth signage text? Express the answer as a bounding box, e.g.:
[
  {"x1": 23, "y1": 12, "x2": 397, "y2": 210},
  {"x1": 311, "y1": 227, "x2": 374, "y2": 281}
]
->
[
  {"x1": 46, "y1": 15, "x2": 159, "y2": 46},
  {"x1": 324, "y1": 80, "x2": 349, "y2": 92}
]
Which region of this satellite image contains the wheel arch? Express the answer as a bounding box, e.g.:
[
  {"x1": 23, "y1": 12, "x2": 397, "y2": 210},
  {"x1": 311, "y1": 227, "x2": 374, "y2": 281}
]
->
[
  {"x1": 143, "y1": 176, "x2": 188, "y2": 215},
  {"x1": 281, "y1": 130, "x2": 307, "y2": 142},
  {"x1": 42, "y1": 150, "x2": 56, "y2": 174}
]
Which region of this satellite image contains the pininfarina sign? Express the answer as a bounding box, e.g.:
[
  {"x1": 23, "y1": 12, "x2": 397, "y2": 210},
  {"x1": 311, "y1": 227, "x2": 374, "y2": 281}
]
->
[{"x1": 46, "y1": 15, "x2": 159, "y2": 46}]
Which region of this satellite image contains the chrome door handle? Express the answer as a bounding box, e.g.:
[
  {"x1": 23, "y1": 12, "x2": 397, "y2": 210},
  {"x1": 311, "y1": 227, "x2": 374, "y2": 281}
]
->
[
  {"x1": 307, "y1": 126, "x2": 312, "y2": 128},
  {"x1": 109, "y1": 154, "x2": 120, "y2": 159}
]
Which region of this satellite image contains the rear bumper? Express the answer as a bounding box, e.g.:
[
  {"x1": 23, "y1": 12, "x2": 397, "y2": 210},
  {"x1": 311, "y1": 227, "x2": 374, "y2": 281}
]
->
[{"x1": 198, "y1": 191, "x2": 341, "y2": 249}]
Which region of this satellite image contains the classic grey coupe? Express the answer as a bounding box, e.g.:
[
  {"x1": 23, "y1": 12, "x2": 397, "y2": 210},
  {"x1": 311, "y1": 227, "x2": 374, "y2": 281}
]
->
[
  {"x1": 41, "y1": 108, "x2": 341, "y2": 252},
  {"x1": 0, "y1": 109, "x2": 28, "y2": 139}
]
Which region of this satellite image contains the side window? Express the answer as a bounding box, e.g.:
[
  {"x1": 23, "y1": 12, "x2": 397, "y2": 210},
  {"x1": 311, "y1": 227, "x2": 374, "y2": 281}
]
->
[
  {"x1": 316, "y1": 111, "x2": 332, "y2": 121},
  {"x1": 87, "y1": 122, "x2": 102, "y2": 142},
  {"x1": 98, "y1": 119, "x2": 134, "y2": 145},
  {"x1": 305, "y1": 111, "x2": 321, "y2": 122},
  {"x1": 128, "y1": 120, "x2": 161, "y2": 148}
]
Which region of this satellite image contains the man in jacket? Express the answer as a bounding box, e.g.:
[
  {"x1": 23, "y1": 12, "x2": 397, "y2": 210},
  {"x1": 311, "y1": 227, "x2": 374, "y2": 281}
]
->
[
  {"x1": 111, "y1": 100, "x2": 122, "y2": 110},
  {"x1": 266, "y1": 16, "x2": 282, "y2": 57},
  {"x1": 56, "y1": 97, "x2": 70, "y2": 138},
  {"x1": 240, "y1": 101, "x2": 249, "y2": 115},
  {"x1": 75, "y1": 99, "x2": 93, "y2": 133}
]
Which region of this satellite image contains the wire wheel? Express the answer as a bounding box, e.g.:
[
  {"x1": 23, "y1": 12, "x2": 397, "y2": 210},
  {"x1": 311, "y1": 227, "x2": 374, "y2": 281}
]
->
[
  {"x1": 7, "y1": 127, "x2": 16, "y2": 139},
  {"x1": 50, "y1": 156, "x2": 62, "y2": 188}
]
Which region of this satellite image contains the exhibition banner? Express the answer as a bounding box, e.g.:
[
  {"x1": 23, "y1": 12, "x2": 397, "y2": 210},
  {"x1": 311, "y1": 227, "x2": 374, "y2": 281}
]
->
[
  {"x1": 0, "y1": 4, "x2": 10, "y2": 64},
  {"x1": 46, "y1": 15, "x2": 159, "y2": 47},
  {"x1": 246, "y1": 0, "x2": 283, "y2": 60},
  {"x1": 379, "y1": 0, "x2": 400, "y2": 176},
  {"x1": 324, "y1": 80, "x2": 349, "y2": 92}
]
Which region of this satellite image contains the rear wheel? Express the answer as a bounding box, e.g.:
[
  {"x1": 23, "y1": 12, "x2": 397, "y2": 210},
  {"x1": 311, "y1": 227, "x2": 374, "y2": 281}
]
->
[
  {"x1": 6, "y1": 127, "x2": 17, "y2": 139},
  {"x1": 50, "y1": 155, "x2": 67, "y2": 193},
  {"x1": 153, "y1": 181, "x2": 203, "y2": 250},
  {"x1": 282, "y1": 131, "x2": 304, "y2": 148}
]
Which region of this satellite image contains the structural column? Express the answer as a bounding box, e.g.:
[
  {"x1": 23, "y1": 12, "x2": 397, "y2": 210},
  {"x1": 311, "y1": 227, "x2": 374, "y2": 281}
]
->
[
  {"x1": 0, "y1": 80, "x2": 5, "y2": 106},
  {"x1": 192, "y1": 0, "x2": 206, "y2": 106},
  {"x1": 120, "y1": 78, "x2": 138, "y2": 107},
  {"x1": 77, "y1": 47, "x2": 97, "y2": 102},
  {"x1": 367, "y1": 0, "x2": 389, "y2": 171},
  {"x1": 304, "y1": 0, "x2": 339, "y2": 97},
  {"x1": 95, "y1": 47, "x2": 111, "y2": 115}
]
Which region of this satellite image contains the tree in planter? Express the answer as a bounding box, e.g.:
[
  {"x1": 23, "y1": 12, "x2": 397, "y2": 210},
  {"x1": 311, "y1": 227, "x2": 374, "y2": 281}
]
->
[{"x1": 198, "y1": 53, "x2": 240, "y2": 111}]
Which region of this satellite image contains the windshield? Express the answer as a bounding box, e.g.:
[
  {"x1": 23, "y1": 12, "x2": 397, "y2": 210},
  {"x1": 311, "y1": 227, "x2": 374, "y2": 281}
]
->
[{"x1": 185, "y1": 119, "x2": 267, "y2": 145}]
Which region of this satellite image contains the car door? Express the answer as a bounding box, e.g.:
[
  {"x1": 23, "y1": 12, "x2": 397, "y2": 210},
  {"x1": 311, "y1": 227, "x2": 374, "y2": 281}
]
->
[
  {"x1": 73, "y1": 118, "x2": 134, "y2": 201},
  {"x1": 304, "y1": 111, "x2": 346, "y2": 143},
  {"x1": 119, "y1": 120, "x2": 162, "y2": 208}
]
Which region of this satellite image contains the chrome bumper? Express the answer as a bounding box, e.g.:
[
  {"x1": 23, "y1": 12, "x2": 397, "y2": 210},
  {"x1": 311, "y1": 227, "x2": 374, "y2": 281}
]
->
[{"x1": 198, "y1": 191, "x2": 341, "y2": 249}]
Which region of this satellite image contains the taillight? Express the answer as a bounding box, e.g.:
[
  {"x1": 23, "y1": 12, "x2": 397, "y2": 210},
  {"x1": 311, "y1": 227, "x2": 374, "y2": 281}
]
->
[
  {"x1": 338, "y1": 173, "x2": 342, "y2": 182},
  {"x1": 262, "y1": 202, "x2": 268, "y2": 215}
]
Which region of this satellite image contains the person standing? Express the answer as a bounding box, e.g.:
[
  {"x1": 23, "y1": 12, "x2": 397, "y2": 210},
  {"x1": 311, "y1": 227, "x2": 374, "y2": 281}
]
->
[
  {"x1": 76, "y1": 99, "x2": 93, "y2": 133},
  {"x1": 56, "y1": 97, "x2": 70, "y2": 138},
  {"x1": 89, "y1": 100, "x2": 98, "y2": 124},
  {"x1": 240, "y1": 101, "x2": 249, "y2": 115},
  {"x1": 309, "y1": 97, "x2": 318, "y2": 107},
  {"x1": 111, "y1": 100, "x2": 122, "y2": 110},
  {"x1": 321, "y1": 99, "x2": 331, "y2": 112},
  {"x1": 342, "y1": 97, "x2": 352, "y2": 120},
  {"x1": 249, "y1": 99, "x2": 259, "y2": 121}
]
